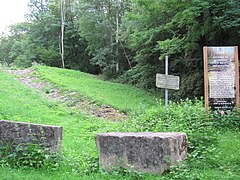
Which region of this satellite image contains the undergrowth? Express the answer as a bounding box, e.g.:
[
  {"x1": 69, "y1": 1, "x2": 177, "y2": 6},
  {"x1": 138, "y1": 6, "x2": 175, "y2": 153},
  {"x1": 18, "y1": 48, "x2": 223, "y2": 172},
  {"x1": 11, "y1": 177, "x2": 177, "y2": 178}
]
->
[
  {"x1": 119, "y1": 99, "x2": 240, "y2": 179},
  {"x1": 0, "y1": 142, "x2": 60, "y2": 170}
]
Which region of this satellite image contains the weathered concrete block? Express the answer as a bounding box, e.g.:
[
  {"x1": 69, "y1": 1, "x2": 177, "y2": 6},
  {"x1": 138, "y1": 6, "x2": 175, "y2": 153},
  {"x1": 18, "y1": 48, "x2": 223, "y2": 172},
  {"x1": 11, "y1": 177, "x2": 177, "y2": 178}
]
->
[
  {"x1": 0, "y1": 120, "x2": 62, "y2": 151},
  {"x1": 95, "y1": 132, "x2": 187, "y2": 174}
]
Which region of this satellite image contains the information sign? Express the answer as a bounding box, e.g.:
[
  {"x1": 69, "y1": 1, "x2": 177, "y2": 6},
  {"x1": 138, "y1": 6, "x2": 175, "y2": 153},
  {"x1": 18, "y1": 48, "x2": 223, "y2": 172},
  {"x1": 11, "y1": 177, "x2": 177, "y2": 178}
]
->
[
  {"x1": 204, "y1": 46, "x2": 239, "y2": 111},
  {"x1": 156, "y1": 74, "x2": 180, "y2": 90}
]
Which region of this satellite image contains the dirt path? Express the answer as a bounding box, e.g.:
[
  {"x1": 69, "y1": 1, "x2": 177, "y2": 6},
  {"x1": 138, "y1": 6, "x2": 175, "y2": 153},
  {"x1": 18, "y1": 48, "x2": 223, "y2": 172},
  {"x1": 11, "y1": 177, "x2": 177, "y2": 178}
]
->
[{"x1": 7, "y1": 68, "x2": 127, "y2": 121}]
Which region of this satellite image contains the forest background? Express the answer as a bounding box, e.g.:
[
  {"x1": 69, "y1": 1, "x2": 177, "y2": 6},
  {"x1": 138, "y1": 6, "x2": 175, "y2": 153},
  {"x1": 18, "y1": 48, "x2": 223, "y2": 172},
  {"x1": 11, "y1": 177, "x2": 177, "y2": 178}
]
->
[{"x1": 0, "y1": 0, "x2": 239, "y2": 100}]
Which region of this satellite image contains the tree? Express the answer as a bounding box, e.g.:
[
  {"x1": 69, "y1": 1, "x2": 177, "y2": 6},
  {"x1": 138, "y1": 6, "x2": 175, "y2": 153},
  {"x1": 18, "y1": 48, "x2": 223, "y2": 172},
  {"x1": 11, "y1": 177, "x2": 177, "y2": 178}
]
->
[
  {"x1": 0, "y1": 0, "x2": 98, "y2": 73},
  {"x1": 76, "y1": 0, "x2": 131, "y2": 77},
  {"x1": 60, "y1": 0, "x2": 65, "y2": 68},
  {"x1": 1, "y1": 0, "x2": 238, "y2": 100},
  {"x1": 120, "y1": 0, "x2": 240, "y2": 99}
]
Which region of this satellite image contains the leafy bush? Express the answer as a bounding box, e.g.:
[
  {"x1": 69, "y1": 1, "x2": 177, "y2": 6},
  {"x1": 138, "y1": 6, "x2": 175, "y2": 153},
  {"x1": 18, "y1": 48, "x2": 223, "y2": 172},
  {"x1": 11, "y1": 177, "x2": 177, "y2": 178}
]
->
[
  {"x1": 11, "y1": 55, "x2": 32, "y2": 68},
  {"x1": 121, "y1": 99, "x2": 217, "y2": 165},
  {"x1": 210, "y1": 110, "x2": 240, "y2": 131},
  {"x1": 119, "y1": 99, "x2": 240, "y2": 178},
  {"x1": 0, "y1": 142, "x2": 61, "y2": 170}
]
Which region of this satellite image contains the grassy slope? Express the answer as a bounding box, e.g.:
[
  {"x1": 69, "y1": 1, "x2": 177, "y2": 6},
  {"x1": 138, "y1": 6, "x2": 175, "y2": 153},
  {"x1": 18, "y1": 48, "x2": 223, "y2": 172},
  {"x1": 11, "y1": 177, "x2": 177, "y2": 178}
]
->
[
  {"x1": 34, "y1": 66, "x2": 157, "y2": 113},
  {"x1": 0, "y1": 69, "x2": 128, "y2": 179},
  {"x1": 0, "y1": 67, "x2": 239, "y2": 179}
]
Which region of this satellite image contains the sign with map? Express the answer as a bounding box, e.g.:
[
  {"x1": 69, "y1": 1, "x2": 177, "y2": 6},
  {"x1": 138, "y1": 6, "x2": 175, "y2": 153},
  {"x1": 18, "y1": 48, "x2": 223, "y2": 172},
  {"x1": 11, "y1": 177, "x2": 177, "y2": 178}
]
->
[{"x1": 204, "y1": 46, "x2": 239, "y2": 111}]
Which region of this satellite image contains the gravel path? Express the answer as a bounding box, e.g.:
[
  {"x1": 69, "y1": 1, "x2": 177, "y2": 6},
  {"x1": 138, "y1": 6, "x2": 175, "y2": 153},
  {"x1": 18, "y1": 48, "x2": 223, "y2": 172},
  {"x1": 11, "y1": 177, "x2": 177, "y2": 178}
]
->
[{"x1": 7, "y1": 68, "x2": 127, "y2": 121}]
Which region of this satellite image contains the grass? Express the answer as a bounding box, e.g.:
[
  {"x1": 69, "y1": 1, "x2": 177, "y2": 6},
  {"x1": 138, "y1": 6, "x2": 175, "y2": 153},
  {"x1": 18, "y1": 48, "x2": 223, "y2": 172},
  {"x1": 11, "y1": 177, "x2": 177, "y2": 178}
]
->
[
  {"x1": 0, "y1": 69, "x2": 125, "y2": 179},
  {"x1": 34, "y1": 65, "x2": 158, "y2": 113},
  {"x1": 0, "y1": 66, "x2": 239, "y2": 179},
  {"x1": 213, "y1": 131, "x2": 240, "y2": 175},
  {"x1": 199, "y1": 131, "x2": 240, "y2": 179}
]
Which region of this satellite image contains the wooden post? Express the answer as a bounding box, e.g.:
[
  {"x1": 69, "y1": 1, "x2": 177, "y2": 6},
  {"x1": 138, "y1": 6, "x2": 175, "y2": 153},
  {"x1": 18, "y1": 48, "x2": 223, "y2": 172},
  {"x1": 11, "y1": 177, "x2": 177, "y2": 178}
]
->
[
  {"x1": 235, "y1": 46, "x2": 239, "y2": 108},
  {"x1": 203, "y1": 46, "x2": 209, "y2": 112}
]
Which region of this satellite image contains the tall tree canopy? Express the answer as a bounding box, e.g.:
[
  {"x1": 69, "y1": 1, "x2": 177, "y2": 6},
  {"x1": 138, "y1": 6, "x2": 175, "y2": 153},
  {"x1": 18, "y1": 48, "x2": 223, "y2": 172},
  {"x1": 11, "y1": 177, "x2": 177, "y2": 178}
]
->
[
  {"x1": 0, "y1": 0, "x2": 239, "y2": 99},
  {"x1": 120, "y1": 0, "x2": 240, "y2": 99}
]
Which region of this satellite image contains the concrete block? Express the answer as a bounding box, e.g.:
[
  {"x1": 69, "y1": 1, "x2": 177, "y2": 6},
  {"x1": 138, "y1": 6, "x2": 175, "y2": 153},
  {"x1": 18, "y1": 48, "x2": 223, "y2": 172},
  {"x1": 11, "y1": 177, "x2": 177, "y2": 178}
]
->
[
  {"x1": 0, "y1": 120, "x2": 62, "y2": 151},
  {"x1": 95, "y1": 132, "x2": 187, "y2": 174}
]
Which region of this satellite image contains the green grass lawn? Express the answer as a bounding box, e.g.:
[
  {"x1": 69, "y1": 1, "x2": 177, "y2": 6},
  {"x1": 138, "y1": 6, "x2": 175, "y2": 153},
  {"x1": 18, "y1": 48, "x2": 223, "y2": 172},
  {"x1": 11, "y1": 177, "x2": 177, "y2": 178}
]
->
[
  {"x1": 198, "y1": 131, "x2": 240, "y2": 179},
  {"x1": 34, "y1": 65, "x2": 158, "y2": 113},
  {"x1": 0, "y1": 67, "x2": 239, "y2": 179}
]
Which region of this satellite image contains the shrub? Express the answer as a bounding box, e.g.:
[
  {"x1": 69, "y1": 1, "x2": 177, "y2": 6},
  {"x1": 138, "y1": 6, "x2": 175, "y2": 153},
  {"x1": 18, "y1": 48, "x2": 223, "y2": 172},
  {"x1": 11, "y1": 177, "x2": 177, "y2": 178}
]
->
[
  {"x1": 119, "y1": 99, "x2": 240, "y2": 178},
  {"x1": 121, "y1": 99, "x2": 218, "y2": 164},
  {"x1": 210, "y1": 110, "x2": 240, "y2": 131},
  {"x1": 0, "y1": 142, "x2": 61, "y2": 170},
  {"x1": 11, "y1": 55, "x2": 32, "y2": 68}
]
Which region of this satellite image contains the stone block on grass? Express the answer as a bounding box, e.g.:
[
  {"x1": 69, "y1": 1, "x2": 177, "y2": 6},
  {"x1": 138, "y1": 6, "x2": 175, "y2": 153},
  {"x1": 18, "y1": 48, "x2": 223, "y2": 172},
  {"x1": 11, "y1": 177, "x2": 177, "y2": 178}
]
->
[
  {"x1": 0, "y1": 120, "x2": 62, "y2": 152},
  {"x1": 95, "y1": 132, "x2": 187, "y2": 174}
]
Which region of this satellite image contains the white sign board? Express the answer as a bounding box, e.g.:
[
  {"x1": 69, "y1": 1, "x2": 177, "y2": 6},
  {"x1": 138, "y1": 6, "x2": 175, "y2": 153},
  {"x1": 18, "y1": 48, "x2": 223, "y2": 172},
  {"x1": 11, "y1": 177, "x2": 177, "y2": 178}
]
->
[
  {"x1": 156, "y1": 74, "x2": 180, "y2": 90},
  {"x1": 203, "y1": 46, "x2": 239, "y2": 111}
]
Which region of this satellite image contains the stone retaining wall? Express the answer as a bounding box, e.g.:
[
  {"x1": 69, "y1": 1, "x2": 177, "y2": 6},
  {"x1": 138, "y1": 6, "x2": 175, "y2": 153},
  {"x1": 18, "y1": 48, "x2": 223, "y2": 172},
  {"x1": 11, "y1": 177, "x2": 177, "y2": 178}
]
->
[
  {"x1": 95, "y1": 132, "x2": 187, "y2": 174},
  {"x1": 0, "y1": 120, "x2": 62, "y2": 151}
]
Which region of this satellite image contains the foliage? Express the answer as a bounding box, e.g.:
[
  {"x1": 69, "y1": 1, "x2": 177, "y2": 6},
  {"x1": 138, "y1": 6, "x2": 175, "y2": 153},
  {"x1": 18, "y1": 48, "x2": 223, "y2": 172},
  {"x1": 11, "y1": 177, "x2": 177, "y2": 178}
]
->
[
  {"x1": 76, "y1": 0, "x2": 132, "y2": 76},
  {"x1": 121, "y1": 99, "x2": 217, "y2": 161},
  {"x1": 120, "y1": 98, "x2": 240, "y2": 179},
  {"x1": 0, "y1": 142, "x2": 60, "y2": 170},
  {"x1": 0, "y1": 0, "x2": 99, "y2": 73},
  {"x1": 210, "y1": 110, "x2": 240, "y2": 131},
  {"x1": 119, "y1": 0, "x2": 240, "y2": 100},
  {"x1": 0, "y1": 35, "x2": 15, "y2": 66},
  {"x1": 0, "y1": 0, "x2": 239, "y2": 100}
]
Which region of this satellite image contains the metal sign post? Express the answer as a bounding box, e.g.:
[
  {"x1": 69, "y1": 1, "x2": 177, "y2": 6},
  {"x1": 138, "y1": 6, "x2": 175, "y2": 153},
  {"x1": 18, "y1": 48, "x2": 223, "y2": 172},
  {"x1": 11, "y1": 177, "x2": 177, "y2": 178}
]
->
[
  {"x1": 165, "y1": 56, "x2": 169, "y2": 112},
  {"x1": 156, "y1": 55, "x2": 180, "y2": 113}
]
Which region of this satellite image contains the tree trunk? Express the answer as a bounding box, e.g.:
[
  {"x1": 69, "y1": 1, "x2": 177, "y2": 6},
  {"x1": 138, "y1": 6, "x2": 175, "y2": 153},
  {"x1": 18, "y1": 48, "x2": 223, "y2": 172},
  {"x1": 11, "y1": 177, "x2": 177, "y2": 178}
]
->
[
  {"x1": 60, "y1": 0, "x2": 65, "y2": 68},
  {"x1": 116, "y1": 9, "x2": 119, "y2": 73}
]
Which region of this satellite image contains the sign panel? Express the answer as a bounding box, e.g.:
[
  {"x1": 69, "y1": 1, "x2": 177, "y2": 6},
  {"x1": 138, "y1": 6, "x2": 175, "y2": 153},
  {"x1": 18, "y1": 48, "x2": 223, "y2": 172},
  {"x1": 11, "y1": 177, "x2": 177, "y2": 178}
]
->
[
  {"x1": 156, "y1": 74, "x2": 180, "y2": 90},
  {"x1": 204, "y1": 46, "x2": 239, "y2": 111}
]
